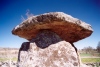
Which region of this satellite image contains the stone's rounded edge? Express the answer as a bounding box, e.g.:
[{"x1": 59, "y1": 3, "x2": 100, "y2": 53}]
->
[{"x1": 12, "y1": 12, "x2": 93, "y2": 43}]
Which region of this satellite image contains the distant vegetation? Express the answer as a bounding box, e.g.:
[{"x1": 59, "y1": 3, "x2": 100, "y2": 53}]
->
[
  {"x1": 0, "y1": 47, "x2": 19, "y2": 62},
  {"x1": 97, "y1": 41, "x2": 100, "y2": 53},
  {"x1": 79, "y1": 41, "x2": 100, "y2": 63}
]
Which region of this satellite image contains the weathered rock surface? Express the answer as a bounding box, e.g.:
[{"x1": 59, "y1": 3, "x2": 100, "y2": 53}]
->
[
  {"x1": 18, "y1": 41, "x2": 80, "y2": 67},
  {"x1": 12, "y1": 12, "x2": 93, "y2": 67},
  {"x1": 12, "y1": 12, "x2": 93, "y2": 43},
  {"x1": 0, "y1": 61, "x2": 17, "y2": 67}
]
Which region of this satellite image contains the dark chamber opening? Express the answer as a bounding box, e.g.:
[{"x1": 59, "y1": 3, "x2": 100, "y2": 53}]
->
[{"x1": 30, "y1": 30, "x2": 63, "y2": 48}]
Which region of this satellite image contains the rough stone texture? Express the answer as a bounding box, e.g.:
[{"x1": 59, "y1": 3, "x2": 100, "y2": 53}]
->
[
  {"x1": 17, "y1": 41, "x2": 80, "y2": 67},
  {"x1": 12, "y1": 12, "x2": 93, "y2": 67},
  {"x1": 12, "y1": 12, "x2": 93, "y2": 43},
  {"x1": 0, "y1": 61, "x2": 17, "y2": 67}
]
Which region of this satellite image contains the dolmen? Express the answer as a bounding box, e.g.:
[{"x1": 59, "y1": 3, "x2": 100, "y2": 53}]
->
[{"x1": 12, "y1": 12, "x2": 93, "y2": 67}]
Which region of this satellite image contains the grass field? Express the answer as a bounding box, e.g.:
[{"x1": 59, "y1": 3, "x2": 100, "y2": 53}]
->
[
  {"x1": 80, "y1": 53, "x2": 91, "y2": 57},
  {"x1": 0, "y1": 57, "x2": 17, "y2": 62},
  {"x1": 80, "y1": 52, "x2": 100, "y2": 63},
  {"x1": 80, "y1": 53, "x2": 100, "y2": 57},
  {"x1": 81, "y1": 58, "x2": 100, "y2": 63}
]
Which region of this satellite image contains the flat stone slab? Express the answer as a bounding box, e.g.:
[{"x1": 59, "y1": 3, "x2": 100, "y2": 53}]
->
[{"x1": 12, "y1": 12, "x2": 93, "y2": 43}]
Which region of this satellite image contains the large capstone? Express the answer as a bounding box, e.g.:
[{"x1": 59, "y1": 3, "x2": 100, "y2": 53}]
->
[{"x1": 12, "y1": 12, "x2": 93, "y2": 43}]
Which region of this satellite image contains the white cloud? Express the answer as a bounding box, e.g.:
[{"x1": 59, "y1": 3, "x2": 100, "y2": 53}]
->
[
  {"x1": 26, "y1": 9, "x2": 33, "y2": 18},
  {"x1": 21, "y1": 15, "x2": 25, "y2": 21}
]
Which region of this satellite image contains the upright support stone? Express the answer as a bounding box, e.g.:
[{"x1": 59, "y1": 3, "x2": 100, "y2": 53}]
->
[
  {"x1": 18, "y1": 41, "x2": 80, "y2": 67},
  {"x1": 17, "y1": 30, "x2": 81, "y2": 67}
]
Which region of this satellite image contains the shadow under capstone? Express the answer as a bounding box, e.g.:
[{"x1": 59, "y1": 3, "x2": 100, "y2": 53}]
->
[
  {"x1": 19, "y1": 30, "x2": 63, "y2": 52},
  {"x1": 30, "y1": 30, "x2": 63, "y2": 48}
]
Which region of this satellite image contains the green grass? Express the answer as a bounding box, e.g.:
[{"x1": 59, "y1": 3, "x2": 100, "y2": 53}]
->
[
  {"x1": 0, "y1": 57, "x2": 17, "y2": 62},
  {"x1": 0, "y1": 58, "x2": 9, "y2": 61},
  {"x1": 12, "y1": 57, "x2": 17, "y2": 61},
  {"x1": 81, "y1": 58, "x2": 100, "y2": 63}
]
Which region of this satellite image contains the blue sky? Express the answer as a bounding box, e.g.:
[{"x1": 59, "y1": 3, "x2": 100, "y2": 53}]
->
[{"x1": 0, "y1": 0, "x2": 100, "y2": 49}]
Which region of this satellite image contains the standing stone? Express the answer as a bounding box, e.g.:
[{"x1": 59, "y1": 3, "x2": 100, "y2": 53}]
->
[{"x1": 18, "y1": 41, "x2": 80, "y2": 67}]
